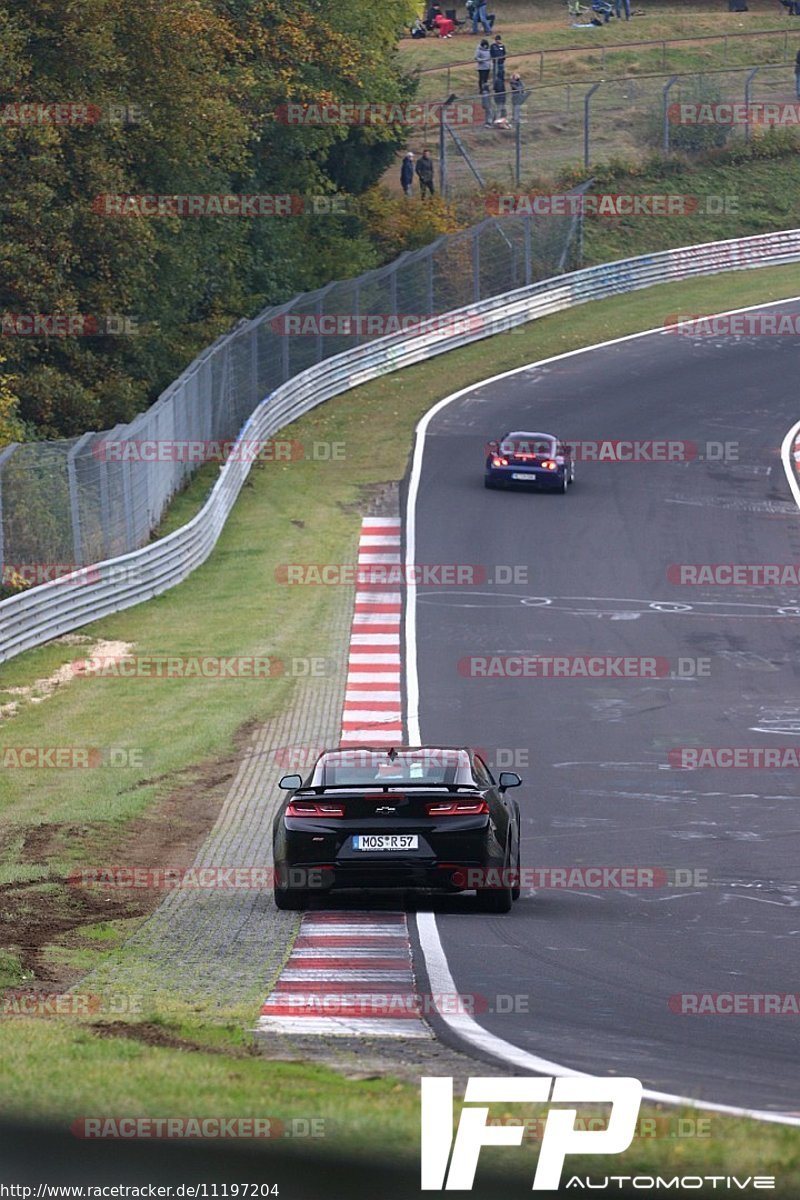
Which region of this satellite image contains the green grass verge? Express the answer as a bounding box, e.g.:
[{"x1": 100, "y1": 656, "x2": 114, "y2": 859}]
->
[{"x1": 0, "y1": 1020, "x2": 797, "y2": 1192}]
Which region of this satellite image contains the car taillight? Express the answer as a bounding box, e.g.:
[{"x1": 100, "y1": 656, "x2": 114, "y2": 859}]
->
[
  {"x1": 425, "y1": 799, "x2": 489, "y2": 816},
  {"x1": 541, "y1": 459, "x2": 557, "y2": 470},
  {"x1": 286, "y1": 800, "x2": 345, "y2": 818},
  {"x1": 491, "y1": 456, "x2": 509, "y2": 467}
]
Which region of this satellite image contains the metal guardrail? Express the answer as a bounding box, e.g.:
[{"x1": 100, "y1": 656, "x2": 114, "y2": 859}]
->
[{"x1": 2, "y1": 228, "x2": 800, "y2": 664}]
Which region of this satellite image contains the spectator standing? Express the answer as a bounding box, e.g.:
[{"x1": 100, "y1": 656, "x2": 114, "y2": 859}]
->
[
  {"x1": 400, "y1": 152, "x2": 415, "y2": 197},
  {"x1": 614, "y1": 0, "x2": 631, "y2": 17},
  {"x1": 475, "y1": 39, "x2": 491, "y2": 91},
  {"x1": 471, "y1": 0, "x2": 492, "y2": 34},
  {"x1": 490, "y1": 34, "x2": 507, "y2": 84},
  {"x1": 415, "y1": 148, "x2": 435, "y2": 198},
  {"x1": 795, "y1": 48, "x2": 800, "y2": 98},
  {"x1": 493, "y1": 72, "x2": 507, "y2": 119},
  {"x1": 509, "y1": 72, "x2": 526, "y2": 123},
  {"x1": 479, "y1": 83, "x2": 494, "y2": 128}
]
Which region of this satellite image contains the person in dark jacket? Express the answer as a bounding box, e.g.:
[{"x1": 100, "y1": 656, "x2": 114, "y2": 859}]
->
[
  {"x1": 490, "y1": 34, "x2": 507, "y2": 84},
  {"x1": 509, "y1": 71, "x2": 526, "y2": 124},
  {"x1": 415, "y1": 148, "x2": 435, "y2": 198},
  {"x1": 493, "y1": 72, "x2": 507, "y2": 119},
  {"x1": 475, "y1": 40, "x2": 491, "y2": 91},
  {"x1": 400, "y1": 152, "x2": 415, "y2": 197}
]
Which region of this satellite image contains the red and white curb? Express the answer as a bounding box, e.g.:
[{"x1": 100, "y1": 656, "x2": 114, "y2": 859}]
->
[
  {"x1": 258, "y1": 514, "x2": 431, "y2": 1037},
  {"x1": 257, "y1": 913, "x2": 431, "y2": 1037},
  {"x1": 340, "y1": 516, "x2": 402, "y2": 749}
]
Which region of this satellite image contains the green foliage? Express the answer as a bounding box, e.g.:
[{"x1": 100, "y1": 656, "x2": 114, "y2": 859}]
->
[{"x1": 0, "y1": 0, "x2": 420, "y2": 438}]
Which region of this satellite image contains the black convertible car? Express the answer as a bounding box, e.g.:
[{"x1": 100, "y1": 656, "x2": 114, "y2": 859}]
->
[{"x1": 272, "y1": 746, "x2": 522, "y2": 912}]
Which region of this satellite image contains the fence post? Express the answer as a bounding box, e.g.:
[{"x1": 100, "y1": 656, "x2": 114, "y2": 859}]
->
[
  {"x1": 439, "y1": 113, "x2": 448, "y2": 200},
  {"x1": 524, "y1": 216, "x2": 532, "y2": 286},
  {"x1": 584, "y1": 82, "x2": 601, "y2": 169},
  {"x1": 0, "y1": 442, "x2": 18, "y2": 571},
  {"x1": 744, "y1": 67, "x2": 758, "y2": 146},
  {"x1": 472, "y1": 228, "x2": 480, "y2": 304},
  {"x1": 539, "y1": 51, "x2": 543, "y2": 82},
  {"x1": 662, "y1": 76, "x2": 678, "y2": 156},
  {"x1": 427, "y1": 252, "x2": 434, "y2": 316},
  {"x1": 661, "y1": 41, "x2": 666, "y2": 72},
  {"x1": 515, "y1": 100, "x2": 523, "y2": 185},
  {"x1": 67, "y1": 431, "x2": 94, "y2": 567}
]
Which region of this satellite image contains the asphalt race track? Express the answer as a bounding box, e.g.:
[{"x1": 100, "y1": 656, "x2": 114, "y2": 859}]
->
[{"x1": 408, "y1": 306, "x2": 800, "y2": 1113}]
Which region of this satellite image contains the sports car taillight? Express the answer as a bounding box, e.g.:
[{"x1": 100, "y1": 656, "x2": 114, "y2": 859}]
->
[
  {"x1": 541, "y1": 459, "x2": 557, "y2": 470},
  {"x1": 286, "y1": 800, "x2": 345, "y2": 818},
  {"x1": 491, "y1": 456, "x2": 509, "y2": 467},
  {"x1": 425, "y1": 798, "x2": 490, "y2": 816}
]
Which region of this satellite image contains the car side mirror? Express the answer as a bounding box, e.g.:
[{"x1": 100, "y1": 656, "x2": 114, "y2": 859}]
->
[
  {"x1": 487, "y1": 440, "x2": 499, "y2": 454},
  {"x1": 498, "y1": 771, "x2": 521, "y2": 791},
  {"x1": 279, "y1": 774, "x2": 303, "y2": 790}
]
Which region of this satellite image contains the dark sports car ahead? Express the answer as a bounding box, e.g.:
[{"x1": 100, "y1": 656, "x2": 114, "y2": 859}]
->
[
  {"x1": 485, "y1": 430, "x2": 574, "y2": 492},
  {"x1": 272, "y1": 746, "x2": 522, "y2": 912}
]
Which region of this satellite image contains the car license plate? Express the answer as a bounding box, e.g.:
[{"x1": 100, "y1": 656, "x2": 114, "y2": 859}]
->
[
  {"x1": 353, "y1": 834, "x2": 419, "y2": 852},
  {"x1": 511, "y1": 472, "x2": 536, "y2": 480}
]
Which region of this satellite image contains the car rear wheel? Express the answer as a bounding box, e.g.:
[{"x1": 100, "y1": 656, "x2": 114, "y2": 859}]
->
[
  {"x1": 476, "y1": 846, "x2": 513, "y2": 914},
  {"x1": 512, "y1": 841, "x2": 521, "y2": 902},
  {"x1": 274, "y1": 887, "x2": 308, "y2": 911}
]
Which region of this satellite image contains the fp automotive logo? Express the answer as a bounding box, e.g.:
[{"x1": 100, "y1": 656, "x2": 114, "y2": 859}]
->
[{"x1": 421, "y1": 1075, "x2": 642, "y2": 1191}]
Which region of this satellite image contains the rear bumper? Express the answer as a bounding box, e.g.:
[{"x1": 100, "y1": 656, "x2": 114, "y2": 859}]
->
[{"x1": 486, "y1": 467, "x2": 565, "y2": 488}]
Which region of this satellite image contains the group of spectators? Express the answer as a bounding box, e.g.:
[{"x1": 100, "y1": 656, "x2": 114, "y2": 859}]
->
[
  {"x1": 400, "y1": 149, "x2": 435, "y2": 199},
  {"x1": 475, "y1": 33, "x2": 524, "y2": 127}
]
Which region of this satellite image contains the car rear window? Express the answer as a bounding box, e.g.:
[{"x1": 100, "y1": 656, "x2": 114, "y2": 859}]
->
[
  {"x1": 500, "y1": 437, "x2": 555, "y2": 457},
  {"x1": 315, "y1": 749, "x2": 472, "y2": 787}
]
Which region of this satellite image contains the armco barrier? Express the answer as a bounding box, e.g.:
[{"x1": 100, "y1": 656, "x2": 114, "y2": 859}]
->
[{"x1": 2, "y1": 229, "x2": 800, "y2": 664}]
